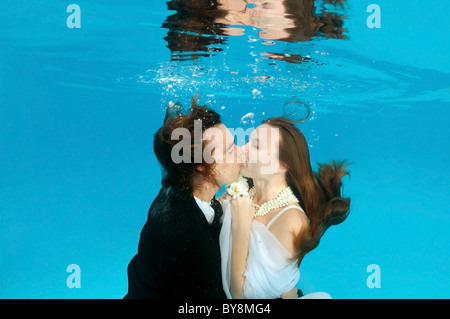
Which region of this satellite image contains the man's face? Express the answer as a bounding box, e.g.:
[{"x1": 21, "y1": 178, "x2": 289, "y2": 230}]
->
[{"x1": 203, "y1": 123, "x2": 242, "y2": 185}]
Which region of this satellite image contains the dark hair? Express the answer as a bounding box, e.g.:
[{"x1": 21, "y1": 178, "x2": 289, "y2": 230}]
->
[
  {"x1": 153, "y1": 98, "x2": 222, "y2": 192},
  {"x1": 263, "y1": 116, "x2": 351, "y2": 261},
  {"x1": 282, "y1": 0, "x2": 348, "y2": 42}
]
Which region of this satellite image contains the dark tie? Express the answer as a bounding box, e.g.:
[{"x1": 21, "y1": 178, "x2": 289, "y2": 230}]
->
[{"x1": 209, "y1": 197, "x2": 223, "y2": 233}]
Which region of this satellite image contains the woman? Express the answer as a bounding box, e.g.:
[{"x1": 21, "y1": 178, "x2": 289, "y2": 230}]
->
[{"x1": 219, "y1": 116, "x2": 351, "y2": 299}]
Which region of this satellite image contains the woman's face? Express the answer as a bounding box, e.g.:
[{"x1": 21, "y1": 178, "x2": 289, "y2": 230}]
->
[{"x1": 241, "y1": 123, "x2": 285, "y2": 178}]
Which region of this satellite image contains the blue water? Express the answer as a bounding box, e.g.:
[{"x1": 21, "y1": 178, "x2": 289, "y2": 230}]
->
[{"x1": 1, "y1": 0, "x2": 449, "y2": 298}]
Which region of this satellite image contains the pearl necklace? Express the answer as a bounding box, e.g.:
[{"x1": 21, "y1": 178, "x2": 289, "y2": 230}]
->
[{"x1": 248, "y1": 186, "x2": 299, "y2": 217}]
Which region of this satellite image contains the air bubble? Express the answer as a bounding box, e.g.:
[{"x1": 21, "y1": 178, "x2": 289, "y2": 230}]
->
[
  {"x1": 240, "y1": 112, "x2": 255, "y2": 125},
  {"x1": 252, "y1": 89, "x2": 262, "y2": 98}
]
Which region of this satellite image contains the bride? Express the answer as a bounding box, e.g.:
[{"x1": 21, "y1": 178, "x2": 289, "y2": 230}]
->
[{"x1": 219, "y1": 116, "x2": 351, "y2": 299}]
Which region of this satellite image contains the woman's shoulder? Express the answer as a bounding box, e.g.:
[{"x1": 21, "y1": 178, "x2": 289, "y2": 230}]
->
[
  {"x1": 262, "y1": 204, "x2": 308, "y2": 255},
  {"x1": 271, "y1": 204, "x2": 309, "y2": 234}
]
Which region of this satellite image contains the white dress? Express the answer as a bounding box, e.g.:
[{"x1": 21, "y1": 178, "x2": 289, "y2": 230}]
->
[{"x1": 219, "y1": 199, "x2": 331, "y2": 299}]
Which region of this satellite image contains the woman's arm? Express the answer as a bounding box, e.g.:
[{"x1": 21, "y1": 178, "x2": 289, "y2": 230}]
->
[
  {"x1": 230, "y1": 223, "x2": 251, "y2": 298},
  {"x1": 229, "y1": 195, "x2": 254, "y2": 299}
]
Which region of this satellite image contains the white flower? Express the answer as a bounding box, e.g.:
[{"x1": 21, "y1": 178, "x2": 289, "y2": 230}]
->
[{"x1": 227, "y1": 176, "x2": 249, "y2": 199}]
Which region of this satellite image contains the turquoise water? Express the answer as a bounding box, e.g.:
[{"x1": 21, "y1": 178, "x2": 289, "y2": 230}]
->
[{"x1": 1, "y1": 0, "x2": 449, "y2": 298}]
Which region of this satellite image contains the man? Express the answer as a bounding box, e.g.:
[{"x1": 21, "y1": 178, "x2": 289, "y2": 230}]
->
[{"x1": 125, "y1": 100, "x2": 242, "y2": 298}]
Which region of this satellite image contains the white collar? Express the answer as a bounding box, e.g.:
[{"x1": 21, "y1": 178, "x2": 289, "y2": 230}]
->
[{"x1": 193, "y1": 196, "x2": 215, "y2": 224}]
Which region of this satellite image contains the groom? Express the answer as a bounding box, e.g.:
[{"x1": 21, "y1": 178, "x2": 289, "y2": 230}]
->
[{"x1": 125, "y1": 100, "x2": 242, "y2": 299}]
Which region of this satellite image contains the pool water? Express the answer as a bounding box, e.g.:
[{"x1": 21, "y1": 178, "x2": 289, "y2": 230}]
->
[{"x1": 1, "y1": 0, "x2": 449, "y2": 298}]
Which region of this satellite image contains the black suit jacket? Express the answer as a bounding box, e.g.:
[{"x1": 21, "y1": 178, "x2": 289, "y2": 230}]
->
[{"x1": 125, "y1": 186, "x2": 226, "y2": 299}]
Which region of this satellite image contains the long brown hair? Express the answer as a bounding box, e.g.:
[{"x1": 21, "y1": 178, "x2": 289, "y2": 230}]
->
[{"x1": 263, "y1": 116, "x2": 351, "y2": 260}]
